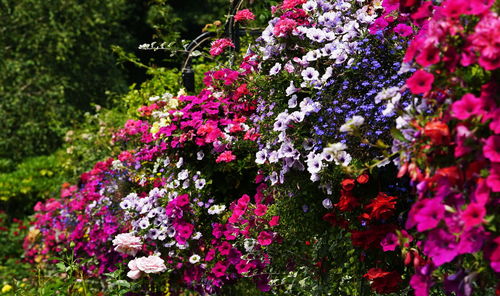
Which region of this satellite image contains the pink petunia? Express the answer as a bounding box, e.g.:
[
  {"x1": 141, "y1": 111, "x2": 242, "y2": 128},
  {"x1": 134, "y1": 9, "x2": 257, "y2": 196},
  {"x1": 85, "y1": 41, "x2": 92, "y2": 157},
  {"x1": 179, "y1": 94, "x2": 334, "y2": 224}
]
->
[
  {"x1": 393, "y1": 24, "x2": 413, "y2": 37},
  {"x1": 211, "y1": 261, "x2": 227, "y2": 277},
  {"x1": 413, "y1": 198, "x2": 445, "y2": 232},
  {"x1": 461, "y1": 203, "x2": 486, "y2": 228},
  {"x1": 269, "y1": 215, "x2": 280, "y2": 227},
  {"x1": 406, "y1": 70, "x2": 434, "y2": 94},
  {"x1": 416, "y1": 45, "x2": 440, "y2": 67},
  {"x1": 257, "y1": 231, "x2": 273, "y2": 246},
  {"x1": 451, "y1": 93, "x2": 483, "y2": 120},
  {"x1": 254, "y1": 204, "x2": 268, "y2": 216},
  {"x1": 483, "y1": 135, "x2": 500, "y2": 162},
  {"x1": 380, "y1": 232, "x2": 399, "y2": 252},
  {"x1": 487, "y1": 164, "x2": 500, "y2": 192}
]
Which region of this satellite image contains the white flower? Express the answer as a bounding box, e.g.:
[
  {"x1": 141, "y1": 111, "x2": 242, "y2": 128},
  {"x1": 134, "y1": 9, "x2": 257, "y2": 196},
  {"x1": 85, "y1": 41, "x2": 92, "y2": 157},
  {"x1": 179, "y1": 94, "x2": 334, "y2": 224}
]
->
[
  {"x1": 176, "y1": 157, "x2": 184, "y2": 168},
  {"x1": 301, "y1": 67, "x2": 320, "y2": 81},
  {"x1": 244, "y1": 239, "x2": 256, "y2": 252},
  {"x1": 113, "y1": 233, "x2": 142, "y2": 256},
  {"x1": 286, "y1": 81, "x2": 299, "y2": 96},
  {"x1": 197, "y1": 151, "x2": 205, "y2": 160},
  {"x1": 255, "y1": 150, "x2": 268, "y2": 165},
  {"x1": 192, "y1": 232, "x2": 202, "y2": 240},
  {"x1": 195, "y1": 179, "x2": 206, "y2": 189},
  {"x1": 177, "y1": 169, "x2": 189, "y2": 181},
  {"x1": 322, "y1": 198, "x2": 333, "y2": 209},
  {"x1": 288, "y1": 95, "x2": 298, "y2": 108},
  {"x1": 189, "y1": 254, "x2": 201, "y2": 264},
  {"x1": 339, "y1": 115, "x2": 365, "y2": 133},
  {"x1": 269, "y1": 63, "x2": 282, "y2": 75}
]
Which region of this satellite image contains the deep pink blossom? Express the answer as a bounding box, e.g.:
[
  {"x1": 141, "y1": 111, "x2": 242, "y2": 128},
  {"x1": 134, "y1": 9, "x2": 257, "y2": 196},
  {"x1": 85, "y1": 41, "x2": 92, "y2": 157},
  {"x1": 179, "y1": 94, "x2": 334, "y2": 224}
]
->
[
  {"x1": 234, "y1": 9, "x2": 255, "y2": 22},
  {"x1": 209, "y1": 38, "x2": 235, "y2": 56},
  {"x1": 393, "y1": 24, "x2": 413, "y2": 37},
  {"x1": 483, "y1": 135, "x2": 500, "y2": 162},
  {"x1": 216, "y1": 150, "x2": 236, "y2": 163},
  {"x1": 413, "y1": 198, "x2": 445, "y2": 232},
  {"x1": 211, "y1": 261, "x2": 227, "y2": 277},
  {"x1": 254, "y1": 204, "x2": 268, "y2": 216},
  {"x1": 423, "y1": 229, "x2": 459, "y2": 266},
  {"x1": 257, "y1": 231, "x2": 273, "y2": 246},
  {"x1": 461, "y1": 203, "x2": 486, "y2": 229},
  {"x1": 451, "y1": 93, "x2": 483, "y2": 120},
  {"x1": 406, "y1": 70, "x2": 434, "y2": 94}
]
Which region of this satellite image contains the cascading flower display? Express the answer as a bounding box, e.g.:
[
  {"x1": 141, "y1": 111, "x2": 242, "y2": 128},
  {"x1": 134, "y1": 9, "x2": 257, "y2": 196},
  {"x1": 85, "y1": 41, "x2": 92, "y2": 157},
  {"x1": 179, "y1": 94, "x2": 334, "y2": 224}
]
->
[{"x1": 23, "y1": 0, "x2": 499, "y2": 295}]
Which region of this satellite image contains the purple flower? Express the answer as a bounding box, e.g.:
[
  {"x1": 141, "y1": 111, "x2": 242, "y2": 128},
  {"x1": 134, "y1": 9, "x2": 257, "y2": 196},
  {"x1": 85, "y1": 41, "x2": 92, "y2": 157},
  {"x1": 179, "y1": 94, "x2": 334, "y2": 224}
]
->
[
  {"x1": 423, "y1": 229, "x2": 459, "y2": 266},
  {"x1": 412, "y1": 198, "x2": 445, "y2": 232},
  {"x1": 380, "y1": 232, "x2": 398, "y2": 252}
]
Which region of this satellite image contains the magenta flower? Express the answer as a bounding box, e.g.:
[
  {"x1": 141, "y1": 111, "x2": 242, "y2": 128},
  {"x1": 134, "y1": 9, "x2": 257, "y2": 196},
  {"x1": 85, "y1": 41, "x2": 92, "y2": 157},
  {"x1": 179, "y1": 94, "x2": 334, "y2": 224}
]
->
[
  {"x1": 254, "y1": 204, "x2": 268, "y2": 216},
  {"x1": 218, "y1": 241, "x2": 232, "y2": 256},
  {"x1": 212, "y1": 261, "x2": 227, "y2": 278},
  {"x1": 257, "y1": 231, "x2": 273, "y2": 246},
  {"x1": 406, "y1": 70, "x2": 434, "y2": 94},
  {"x1": 487, "y1": 164, "x2": 500, "y2": 192},
  {"x1": 451, "y1": 93, "x2": 482, "y2": 120},
  {"x1": 380, "y1": 232, "x2": 399, "y2": 252},
  {"x1": 423, "y1": 229, "x2": 459, "y2": 266},
  {"x1": 393, "y1": 23, "x2": 413, "y2": 37},
  {"x1": 461, "y1": 203, "x2": 486, "y2": 229},
  {"x1": 483, "y1": 135, "x2": 500, "y2": 162},
  {"x1": 269, "y1": 216, "x2": 280, "y2": 227},
  {"x1": 413, "y1": 198, "x2": 445, "y2": 232},
  {"x1": 457, "y1": 227, "x2": 485, "y2": 255}
]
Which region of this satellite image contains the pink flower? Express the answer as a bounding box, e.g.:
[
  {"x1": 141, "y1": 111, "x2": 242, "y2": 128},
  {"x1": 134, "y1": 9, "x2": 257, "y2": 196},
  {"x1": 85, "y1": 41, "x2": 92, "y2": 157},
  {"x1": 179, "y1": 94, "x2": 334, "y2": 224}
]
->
[
  {"x1": 423, "y1": 229, "x2": 459, "y2": 266},
  {"x1": 209, "y1": 38, "x2": 235, "y2": 56},
  {"x1": 254, "y1": 204, "x2": 268, "y2": 216},
  {"x1": 235, "y1": 259, "x2": 251, "y2": 274},
  {"x1": 112, "y1": 233, "x2": 142, "y2": 256},
  {"x1": 269, "y1": 216, "x2": 280, "y2": 227},
  {"x1": 451, "y1": 93, "x2": 483, "y2": 120},
  {"x1": 393, "y1": 24, "x2": 413, "y2": 37},
  {"x1": 487, "y1": 164, "x2": 500, "y2": 192},
  {"x1": 483, "y1": 135, "x2": 500, "y2": 162},
  {"x1": 128, "y1": 255, "x2": 167, "y2": 279},
  {"x1": 257, "y1": 231, "x2": 273, "y2": 246},
  {"x1": 218, "y1": 242, "x2": 232, "y2": 256},
  {"x1": 212, "y1": 261, "x2": 227, "y2": 277},
  {"x1": 380, "y1": 232, "x2": 399, "y2": 252},
  {"x1": 406, "y1": 70, "x2": 434, "y2": 94},
  {"x1": 461, "y1": 203, "x2": 486, "y2": 228},
  {"x1": 413, "y1": 198, "x2": 445, "y2": 232},
  {"x1": 416, "y1": 45, "x2": 440, "y2": 67},
  {"x1": 216, "y1": 150, "x2": 236, "y2": 163},
  {"x1": 234, "y1": 9, "x2": 255, "y2": 22},
  {"x1": 441, "y1": 0, "x2": 466, "y2": 18},
  {"x1": 127, "y1": 258, "x2": 142, "y2": 280},
  {"x1": 273, "y1": 18, "x2": 298, "y2": 37}
]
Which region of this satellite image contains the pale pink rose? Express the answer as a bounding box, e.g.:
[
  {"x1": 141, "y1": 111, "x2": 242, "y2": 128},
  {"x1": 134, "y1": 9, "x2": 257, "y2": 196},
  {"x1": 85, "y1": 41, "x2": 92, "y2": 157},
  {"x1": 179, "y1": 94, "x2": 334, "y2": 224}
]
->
[
  {"x1": 135, "y1": 255, "x2": 167, "y2": 274},
  {"x1": 127, "y1": 258, "x2": 142, "y2": 280},
  {"x1": 112, "y1": 233, "x2": 142, "y2": 256}
]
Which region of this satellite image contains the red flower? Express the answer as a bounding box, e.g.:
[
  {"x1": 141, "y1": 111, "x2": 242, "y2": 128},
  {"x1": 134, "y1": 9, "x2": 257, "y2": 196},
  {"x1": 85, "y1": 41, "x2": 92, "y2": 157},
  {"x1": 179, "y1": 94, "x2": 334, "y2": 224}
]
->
[
  {"x1": 341, "y1": 178, "x2": 356, "y2": 191},
  {"x1": 416, "y1": 45, "x2": 440, "y2": 67},
  {"x1": 322, "y1": 212, "x2": 348, "y2": 228},
  {"x1": 363, "y1": 192, "x2": 398, "y2": 221},
  {"x1": 335, "y1": 190, "x2": 360, "y2": 211},
  {"x1": 363, "y1": 268, "x2": 402, "y2": 294},
  {"x1": 406, "y1": 70, "x2": 434, "y2": 94},
  {"x1": 356, "y1": 174, "x2": 369, "y2": 184},
  {"x1": 423, "y1": 120, "x2": 450, "y2": 145},
  {"x1": 351, "y1": 224, "x2": 396, "y2": 250}
]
